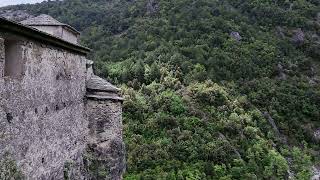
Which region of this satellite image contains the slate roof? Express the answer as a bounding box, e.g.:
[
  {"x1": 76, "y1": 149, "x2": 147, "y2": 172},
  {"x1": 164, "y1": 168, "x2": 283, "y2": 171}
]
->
[
  {"x1": 21, "y1": 14, "x2": 80, "y2": 34},
  {"x1": 21, "y1": 14, "x2": 64, "y2": 26},
  {"x1": 0, "y1": 17, "x2": 90, "y2": 55},
  {"x1": 86, "y1": 75, "x2": 123, "y2": 101},
  {"x1": 87, "y1": 75, "x2": 120, "y2": 93}
]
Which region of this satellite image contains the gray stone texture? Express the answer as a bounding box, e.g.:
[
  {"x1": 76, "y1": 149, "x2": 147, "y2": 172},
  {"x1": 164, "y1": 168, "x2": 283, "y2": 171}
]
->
[
  {"x1": 0, "y1": 32, "x2": 88, "y2": 179},
  {"x1": 146, "y1": 0, "x2": 159, "y2": 15},
  {"x1": 312, "y1": 166, "x2": 320, "y2": 180},
  {"x1": 291, "y1": 28, "x2": 305, "y2": 46},
  {"x1": 230, "y1": 31, "x2": 242, "y2": 41},
  {"x1": 0, "y1": 10, "x2": 33, "y2": 22},
  {"x1": 314, "y1": 129, "x2": 320, "y2": 142},
  {"x1": 0, "y1": 16, "x2": 125, "y2": 180},
  {"x1": 86, "y1": 100, "x2": 125, "y2": 180},
  {"x1": 0, "y1": 38, "x2": 4, "y2": 77}
]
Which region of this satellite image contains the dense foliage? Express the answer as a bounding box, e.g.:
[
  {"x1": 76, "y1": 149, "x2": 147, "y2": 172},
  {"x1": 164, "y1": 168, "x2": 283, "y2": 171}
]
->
[{"x1": 4, "y1": 0, "x2": 320, "y2": 179}]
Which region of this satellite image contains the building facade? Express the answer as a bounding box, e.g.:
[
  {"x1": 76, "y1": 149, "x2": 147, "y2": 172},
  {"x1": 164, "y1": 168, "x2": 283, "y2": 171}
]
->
[{"x1": 0, "y1": 15, "x2": 125, "y2": 179}]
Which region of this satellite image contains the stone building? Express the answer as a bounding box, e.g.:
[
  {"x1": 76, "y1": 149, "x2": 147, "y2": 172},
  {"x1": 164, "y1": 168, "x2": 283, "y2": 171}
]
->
[
  {"x1": 0, "y1": 15, "x2": 125, "y2": 179},
  {"x1": 21, "y1": 14, "x2": 80, "y2": 44}
]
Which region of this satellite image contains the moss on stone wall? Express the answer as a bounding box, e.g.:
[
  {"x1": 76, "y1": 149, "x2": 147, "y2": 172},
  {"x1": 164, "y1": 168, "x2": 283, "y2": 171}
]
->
[
  {"x1": 62, "y1": 157, "x2": 89, "y2": 180},
  {"x1": 83, "y1": 149, "x2": 110, "y2": 180},
  {"x1": 0, "y1": 153, "x2": 24, "y2": 180},
  {"x1": 63, "y1": 161, "x2": 73, "y2": 180}
]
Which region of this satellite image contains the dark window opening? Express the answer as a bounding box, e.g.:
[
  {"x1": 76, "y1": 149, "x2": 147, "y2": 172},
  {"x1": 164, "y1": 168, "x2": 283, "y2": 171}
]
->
[
  {"x1": 55, "y1": 105, "x2": 60, "y2": 111},
  {"x1": 4, "y1": 39, "x2": 24, "y2": 78},
  {"x1": 6, "y1": 113, "x2": 13, "y2": 124},
  {"x1": 96, "y1": 121, "x2": 106, "y2": 134}
]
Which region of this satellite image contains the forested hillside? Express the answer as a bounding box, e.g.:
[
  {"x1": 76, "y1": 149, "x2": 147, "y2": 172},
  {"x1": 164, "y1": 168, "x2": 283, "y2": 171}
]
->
[{"x1": 2, "y1": 0, "x2": 320, "y2": 179}]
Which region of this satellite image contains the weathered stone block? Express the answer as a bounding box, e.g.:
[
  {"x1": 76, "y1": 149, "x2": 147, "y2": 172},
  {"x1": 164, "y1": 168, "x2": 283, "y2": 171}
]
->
[{"x1": 86, "y1": 100, "x2": 125, "y2": 180}]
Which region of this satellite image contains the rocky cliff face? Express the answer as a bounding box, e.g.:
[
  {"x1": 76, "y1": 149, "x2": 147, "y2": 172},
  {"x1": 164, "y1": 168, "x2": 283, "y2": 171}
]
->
[{"x1": 0, "y1": 10, "x2": 33, "y2": 22}]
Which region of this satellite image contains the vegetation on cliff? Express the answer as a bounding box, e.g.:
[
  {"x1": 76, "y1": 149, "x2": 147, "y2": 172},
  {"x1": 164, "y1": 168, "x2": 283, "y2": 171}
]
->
[{"x1": 3, "y1": 0, "x2": 320, "y2": 179}]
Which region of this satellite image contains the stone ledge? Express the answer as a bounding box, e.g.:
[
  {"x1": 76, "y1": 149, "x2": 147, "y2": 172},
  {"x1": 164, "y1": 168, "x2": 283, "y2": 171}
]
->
[{"x1": 86, "y1": 94, "x2": 124, "y2": 101}]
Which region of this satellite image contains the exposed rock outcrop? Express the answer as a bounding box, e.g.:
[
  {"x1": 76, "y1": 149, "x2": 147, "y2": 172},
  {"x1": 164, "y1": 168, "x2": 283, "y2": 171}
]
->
[
  {"x1": 146, "y1": 0, "x2": 159, "y2": 15},
  {"x1": 263, "y1": 112, "x2": 287, "y2": 144},
  {"x1": 314, "y1": 129, "x2": 320, "y2": 142},
  {"x1": 0, "y1": 10, "x2": 33, "y2": 21},
  {"x1": 276, "y1": 26, "x2": 286, "y2": 39},
  {"x1": 312, "y1": 166, "x2": 320, "y2": 180},
  {"x1": 291, "y1": 28, "x2": 305, "y2": 46},
  {"x1": 277, "y1": 63, "x2": 287, "y2": 80},
  {"x1": 230, "y1": 31, "x2": 242, "y2": 41}
]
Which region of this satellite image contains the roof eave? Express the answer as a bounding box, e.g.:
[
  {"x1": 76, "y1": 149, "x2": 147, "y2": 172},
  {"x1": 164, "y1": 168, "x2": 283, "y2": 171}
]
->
[{"x1": 0, "y1": 17, "x2": 90, "y2": 55}]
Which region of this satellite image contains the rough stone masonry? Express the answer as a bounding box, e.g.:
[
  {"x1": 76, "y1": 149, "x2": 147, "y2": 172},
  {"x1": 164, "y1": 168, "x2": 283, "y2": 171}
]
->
[{"x1": 0, "y1": 15, "x2": 125, "y2": 179}]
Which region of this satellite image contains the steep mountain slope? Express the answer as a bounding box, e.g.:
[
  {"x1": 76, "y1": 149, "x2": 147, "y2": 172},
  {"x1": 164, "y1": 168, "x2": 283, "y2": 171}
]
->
[{"x1": 2, "y1": 0, "x2": 320, "y2": 179}]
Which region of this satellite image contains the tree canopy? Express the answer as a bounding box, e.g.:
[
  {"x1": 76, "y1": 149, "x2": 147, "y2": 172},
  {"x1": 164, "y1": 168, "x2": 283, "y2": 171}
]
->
[{"x1": 4, "y1": 0, "x2": 320, "y2": 179}]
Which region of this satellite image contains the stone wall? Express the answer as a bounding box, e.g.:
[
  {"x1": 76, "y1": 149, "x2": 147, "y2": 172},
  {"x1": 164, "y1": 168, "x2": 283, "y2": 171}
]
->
[
  {"x1": 0, "y1": 38, "x2": 4, "y2": 77},
  {"x1": 32, "y1": 26, "x2": 63, "y2": 40},
  {"x1": 62, "y1": 28, "x2": 79, "y2": 44},
  {"x1": 0, "y1": 32, "x2": 88, "y2": 179},
  {"x1": 85, "y1": 99, "x2": 125, "y2": 180}
]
